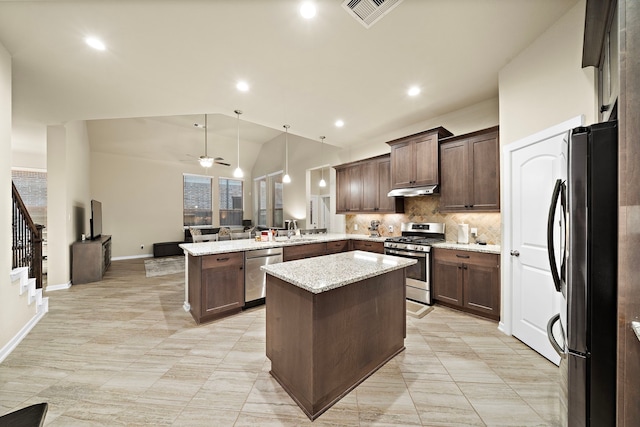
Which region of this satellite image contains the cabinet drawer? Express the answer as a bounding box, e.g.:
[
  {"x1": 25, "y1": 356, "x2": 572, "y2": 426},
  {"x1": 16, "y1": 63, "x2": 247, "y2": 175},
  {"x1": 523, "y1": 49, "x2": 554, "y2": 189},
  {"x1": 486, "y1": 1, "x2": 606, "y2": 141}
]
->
[
  {"x1": 283, "y1": 242, "x2": 327, "y2": 261},
  {"x1": 202, "y1": 252, "x2": 243, "y2": 269},
  {"x1": 350, "y1": 240, "x2": 384, "y2": 254},
  {"x1": 433, "y1": 248, "x2": 498, "y2": 266},
  {"x1": 326, "y1": 240, "x2": 349, "y2": 254}
]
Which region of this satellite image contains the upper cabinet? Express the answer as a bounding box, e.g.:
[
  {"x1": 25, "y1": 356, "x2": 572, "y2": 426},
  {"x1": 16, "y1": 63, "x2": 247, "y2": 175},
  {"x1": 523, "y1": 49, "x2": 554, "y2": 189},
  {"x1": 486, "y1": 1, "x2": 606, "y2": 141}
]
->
[
  {"x1": 387, "y1": 127, "x2": 453, "y2": 189},
  {"x1": 334, "y1": 154, "x2": 404, "y2": 214},
  {"x1": 439, "y1": 126, "x2": 500, "y2": 212}
]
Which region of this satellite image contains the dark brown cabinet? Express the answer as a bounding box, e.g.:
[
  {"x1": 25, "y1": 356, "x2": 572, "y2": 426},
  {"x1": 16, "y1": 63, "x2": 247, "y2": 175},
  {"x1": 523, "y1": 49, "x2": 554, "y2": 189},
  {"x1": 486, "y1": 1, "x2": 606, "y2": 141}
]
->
[
  {"x1": 188, "y1": 252, "x2": 244, "y2": 324},
  {"x1": 325, "y1": 239, "x2": 349, "y2": 254},
  {"x1": 432, "y1": 248, "x2": 500, "y2": 320},
  {"x1": 335, "y1": 164, "x2": 362, "y2": 213},
  {"x1": 387, "y1": 127, "x2": 453, "y2": 189},
  {"x1": 71, "y1": 235, "x2": 112, "y2": 284},
  {"x1": 335, "y1": 155, "x2": 403, "y2": 214},
  {"x1": 283, "y1": 242, "x2": 327, "y2": 261},
  {"x1": 350, "y1": 240, "x2": 384, "y2": 254},
  {"x1": 440, "y1": 127, "x2": 500, "y2": 212}
]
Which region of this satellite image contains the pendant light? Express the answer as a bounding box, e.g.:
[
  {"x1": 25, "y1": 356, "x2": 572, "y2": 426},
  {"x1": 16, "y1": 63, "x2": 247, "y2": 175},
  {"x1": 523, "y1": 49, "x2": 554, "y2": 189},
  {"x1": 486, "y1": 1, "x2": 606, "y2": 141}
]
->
[
  {"x1": 233, "y1": 110, "x2": 243, "y2": 178},
  {"x1": 282, "y1": 124, "x2": 291, "y2": 183},
  {"x1": 198, "y1": 114, "x2": 214, "y2": 168},
  {"x1": 319, "y1": 136, "x2": 327, "y2": 188}
]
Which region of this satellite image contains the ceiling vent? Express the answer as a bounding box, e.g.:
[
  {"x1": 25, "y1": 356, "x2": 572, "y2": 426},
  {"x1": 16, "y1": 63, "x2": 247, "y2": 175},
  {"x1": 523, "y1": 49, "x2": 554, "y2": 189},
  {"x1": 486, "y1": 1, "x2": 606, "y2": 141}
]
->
[{"x1": 342, "y1": 0, "x2": 404, "y2": 28}]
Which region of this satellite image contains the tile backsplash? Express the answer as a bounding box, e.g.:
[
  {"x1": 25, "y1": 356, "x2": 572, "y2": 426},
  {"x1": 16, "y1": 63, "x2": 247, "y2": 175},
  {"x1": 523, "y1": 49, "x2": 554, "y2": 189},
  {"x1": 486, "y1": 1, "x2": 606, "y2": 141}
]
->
[{"x1": 344, "y1": 196, "x2": 502, "y2": 245}]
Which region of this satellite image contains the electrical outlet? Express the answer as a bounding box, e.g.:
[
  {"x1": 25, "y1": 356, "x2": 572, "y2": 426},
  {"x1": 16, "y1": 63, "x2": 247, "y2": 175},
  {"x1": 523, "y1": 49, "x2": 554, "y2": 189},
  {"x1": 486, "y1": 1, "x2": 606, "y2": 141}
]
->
[
  {"x1": 470, "y1": 228, "x2": 478, "y2": 237},
  {"x1": 388, "y1": 225, "x2": 394, "y2": 233},
  {"x1": 354, "y1": 224, "x2": 358, "y2": 231},
  {"x1": 140, "y1": 244, "x2": 144, "y2": 249}
]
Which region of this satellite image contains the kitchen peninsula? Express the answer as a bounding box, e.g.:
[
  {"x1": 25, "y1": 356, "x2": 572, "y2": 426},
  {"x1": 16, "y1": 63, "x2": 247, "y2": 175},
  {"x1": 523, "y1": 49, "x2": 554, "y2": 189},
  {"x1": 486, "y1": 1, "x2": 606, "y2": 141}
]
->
[
  {"x1": 262, "y1": 251, "x2": 416, "y2": 420},
  {"x1": 179, "y1": 234, "x2": 387, "y2": 324}
]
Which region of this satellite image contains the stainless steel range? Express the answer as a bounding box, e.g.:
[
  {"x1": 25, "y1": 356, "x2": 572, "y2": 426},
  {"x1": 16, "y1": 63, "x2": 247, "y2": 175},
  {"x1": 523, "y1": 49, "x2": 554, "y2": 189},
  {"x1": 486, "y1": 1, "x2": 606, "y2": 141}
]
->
[{"x1": 384, "y1": 222, "x2": 445, "y2": 305}]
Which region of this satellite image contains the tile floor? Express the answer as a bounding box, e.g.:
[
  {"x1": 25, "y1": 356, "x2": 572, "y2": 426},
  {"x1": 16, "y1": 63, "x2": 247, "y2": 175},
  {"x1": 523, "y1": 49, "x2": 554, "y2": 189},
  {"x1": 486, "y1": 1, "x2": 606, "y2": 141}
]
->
[{"x1": 1, "y1": 259, "x2": 560, "y2": 426}]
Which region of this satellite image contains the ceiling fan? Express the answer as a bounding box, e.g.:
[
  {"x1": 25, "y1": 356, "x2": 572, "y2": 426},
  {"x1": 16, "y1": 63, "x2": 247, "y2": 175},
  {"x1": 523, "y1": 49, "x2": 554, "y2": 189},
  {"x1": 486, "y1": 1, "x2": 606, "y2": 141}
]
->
[{"x1": 191, "y1": 114, "x2": 230, "y2": 167}]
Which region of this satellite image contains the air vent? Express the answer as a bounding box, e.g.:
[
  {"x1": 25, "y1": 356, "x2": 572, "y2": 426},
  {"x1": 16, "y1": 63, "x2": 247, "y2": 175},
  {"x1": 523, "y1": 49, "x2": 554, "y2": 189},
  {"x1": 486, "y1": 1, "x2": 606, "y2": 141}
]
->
[{"x1": 342, "y1": 0, "x2": 404, "y2": 28}]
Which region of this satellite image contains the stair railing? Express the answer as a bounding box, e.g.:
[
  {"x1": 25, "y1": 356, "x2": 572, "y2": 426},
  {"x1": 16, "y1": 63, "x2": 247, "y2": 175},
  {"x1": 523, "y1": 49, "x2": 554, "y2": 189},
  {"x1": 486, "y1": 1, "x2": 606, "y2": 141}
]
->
[{"x1": 11, "y1": 182, "x2": 44, "y2": 289}]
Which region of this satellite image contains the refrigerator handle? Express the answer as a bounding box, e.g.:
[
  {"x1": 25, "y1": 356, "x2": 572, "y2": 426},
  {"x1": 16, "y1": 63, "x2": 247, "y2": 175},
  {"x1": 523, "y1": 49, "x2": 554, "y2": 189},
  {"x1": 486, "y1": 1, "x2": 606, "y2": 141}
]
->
[
  {"x1": 547, "y1": 179, "x2": 564, "y2": 293},
  {"x1": 547, "y1": 313, "x2": 566, "y2": 357}
]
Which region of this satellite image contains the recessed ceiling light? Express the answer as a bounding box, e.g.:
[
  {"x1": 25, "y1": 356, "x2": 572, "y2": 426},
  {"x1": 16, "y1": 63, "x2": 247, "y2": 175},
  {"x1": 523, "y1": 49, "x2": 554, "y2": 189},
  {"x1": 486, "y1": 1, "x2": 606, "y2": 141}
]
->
[
  {"x1": 300, "y1": 2, "x2": 316, "y2": 19},
  {"x1": 236, "y1": 81, "x2": 250, "y2": 92},
  {"x1": 85, "y1": 37, "x2": 106, "y2": 51},
  {"x1": 408, "y1": 86, "x2": 421, "y2": 97},
  {"x1": 335, "y1": 120, "x2": 344, "y2": 128}
]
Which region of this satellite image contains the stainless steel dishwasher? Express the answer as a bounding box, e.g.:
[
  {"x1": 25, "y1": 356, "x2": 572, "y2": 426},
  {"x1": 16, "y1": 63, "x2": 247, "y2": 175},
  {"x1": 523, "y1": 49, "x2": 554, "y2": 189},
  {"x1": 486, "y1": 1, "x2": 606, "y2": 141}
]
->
[{"x1": 244, "y1": 247, "x2": 283, "y2": 307}]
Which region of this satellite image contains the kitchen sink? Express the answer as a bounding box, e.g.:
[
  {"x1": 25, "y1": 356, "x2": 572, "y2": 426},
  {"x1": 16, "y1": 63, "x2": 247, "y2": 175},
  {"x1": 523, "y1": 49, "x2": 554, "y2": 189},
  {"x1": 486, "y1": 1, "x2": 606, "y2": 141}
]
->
[{"x1": 281, "y1": 238, "x2": 317, "y2": 244}]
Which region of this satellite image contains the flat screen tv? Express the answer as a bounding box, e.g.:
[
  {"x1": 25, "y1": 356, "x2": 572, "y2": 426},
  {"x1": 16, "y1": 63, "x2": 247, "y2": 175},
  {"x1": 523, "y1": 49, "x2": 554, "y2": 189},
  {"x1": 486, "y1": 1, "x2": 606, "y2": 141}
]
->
[{"x1": 90, "y1": 199, "x2": 103, "y2": 240}]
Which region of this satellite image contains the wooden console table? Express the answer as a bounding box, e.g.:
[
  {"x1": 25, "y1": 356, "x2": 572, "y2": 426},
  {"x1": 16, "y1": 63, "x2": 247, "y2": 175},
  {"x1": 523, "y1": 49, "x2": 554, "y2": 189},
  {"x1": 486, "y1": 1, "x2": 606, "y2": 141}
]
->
[{"x1": 71, "y1": 235, "x2": 112, "y2": 284}]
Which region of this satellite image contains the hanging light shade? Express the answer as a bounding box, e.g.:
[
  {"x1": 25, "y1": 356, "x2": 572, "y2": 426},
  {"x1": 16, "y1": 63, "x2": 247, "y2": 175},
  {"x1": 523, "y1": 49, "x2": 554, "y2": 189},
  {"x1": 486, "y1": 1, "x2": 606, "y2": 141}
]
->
[
  {"x1": 233, "y1": 110, "x2": 243, "y2": 178},
  {"x1": 199, "y1": 114, "x2": 214, "y2": 168},
  {"x1": 319, "y1": 136, "x2": 327, "y2": 188},
  {"x1": 282, "y1": 124, "x2": 291, "y2": 183}
]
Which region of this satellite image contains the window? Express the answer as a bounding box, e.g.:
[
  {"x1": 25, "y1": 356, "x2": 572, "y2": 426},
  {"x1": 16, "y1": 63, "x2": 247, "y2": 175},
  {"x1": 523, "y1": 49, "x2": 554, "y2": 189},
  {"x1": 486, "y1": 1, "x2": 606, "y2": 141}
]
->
[
  {"x1": 254, "y1": 172, "x2": 283, "y2": 228},
  {"x1": 219, "y1": 178, "x2": 243, "y2": 226},
  {"x1": 183, "y1": 174, "x2": 212, "y2": 227},
  {"x1": 11, "y1": 169, "x2": 48, "y2": 228}
]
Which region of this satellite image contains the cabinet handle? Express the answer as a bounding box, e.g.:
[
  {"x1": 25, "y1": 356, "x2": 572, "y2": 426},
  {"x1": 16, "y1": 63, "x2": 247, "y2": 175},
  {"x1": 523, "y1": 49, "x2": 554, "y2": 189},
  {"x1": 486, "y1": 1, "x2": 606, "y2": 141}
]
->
[
  {"x1": 462, "y1": 265, "x2": 468, "y2": 270},
  {"x1": 216, "y1": 257, "x2": 229, "y2": 262},
  {"x1": 456, "y1": 254, "x2": 470, "y2": 259}
]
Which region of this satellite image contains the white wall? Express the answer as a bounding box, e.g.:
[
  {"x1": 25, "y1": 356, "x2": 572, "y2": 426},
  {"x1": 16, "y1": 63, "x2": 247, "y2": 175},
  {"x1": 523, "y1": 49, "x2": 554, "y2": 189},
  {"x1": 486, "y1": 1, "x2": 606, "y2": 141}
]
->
[
  {"x1": 499, "y1": 0, "x2": 596, "y2": 145},
  {"x1": 0, "y1": 42, "x2": 37, "y2": 351},
  {"x1": 46, "y1": 121, "x2": 91, "y2": 287}
]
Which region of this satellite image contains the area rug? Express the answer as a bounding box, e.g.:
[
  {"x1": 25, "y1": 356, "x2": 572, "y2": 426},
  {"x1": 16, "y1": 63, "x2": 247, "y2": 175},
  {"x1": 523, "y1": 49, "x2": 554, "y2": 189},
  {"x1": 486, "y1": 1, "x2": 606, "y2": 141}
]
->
[
  {"x1": 406, "y1": 300, "x2": 434, "y2": 319},
  {"x1": 144, "y1": 256, "x2": 185, "y2": 277}
]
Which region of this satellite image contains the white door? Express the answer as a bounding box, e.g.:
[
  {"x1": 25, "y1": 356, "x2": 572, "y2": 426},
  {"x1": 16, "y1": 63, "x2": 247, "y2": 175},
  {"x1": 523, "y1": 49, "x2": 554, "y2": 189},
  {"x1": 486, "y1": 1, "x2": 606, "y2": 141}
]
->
[{"x1": 503, "y1": 117, "x2": 581, "y2": 365}]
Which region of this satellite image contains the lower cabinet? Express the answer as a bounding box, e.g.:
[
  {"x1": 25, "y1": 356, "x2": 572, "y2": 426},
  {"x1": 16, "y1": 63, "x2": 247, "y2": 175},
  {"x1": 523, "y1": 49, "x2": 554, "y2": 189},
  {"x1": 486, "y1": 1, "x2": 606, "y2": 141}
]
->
[
  {"x1": 283, "y1": 242, "x2": 328, "y2": 261},
  {"x1": 350, "y1": 240, "x2": 384, "y2": 254},
  {"x1": 326, "y1": 239, "x2": 349, "y2": 254},
  {"x1": 432, "y1": 248, "x2": 500, "y2": 320},
  {"x1": 188, "y1": 252, "x2": 244, "y2": 324}
]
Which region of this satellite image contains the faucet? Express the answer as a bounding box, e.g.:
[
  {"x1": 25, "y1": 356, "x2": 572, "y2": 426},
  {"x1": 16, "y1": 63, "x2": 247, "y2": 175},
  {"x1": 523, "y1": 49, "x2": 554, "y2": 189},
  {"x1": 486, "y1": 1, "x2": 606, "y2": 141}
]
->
[{"x1": 287, "y1": 219, "x2": 298, "y2": 239}]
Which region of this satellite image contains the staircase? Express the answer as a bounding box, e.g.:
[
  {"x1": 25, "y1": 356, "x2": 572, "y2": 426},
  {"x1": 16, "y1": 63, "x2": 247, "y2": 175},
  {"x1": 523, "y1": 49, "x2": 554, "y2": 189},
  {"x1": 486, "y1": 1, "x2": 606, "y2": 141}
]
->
[
  {"x1": 1, "y1": 183, "x2": 49, "y2": 362},
  {"x1": 9, "y1": 266, "x2": 49, "y2": 317}
]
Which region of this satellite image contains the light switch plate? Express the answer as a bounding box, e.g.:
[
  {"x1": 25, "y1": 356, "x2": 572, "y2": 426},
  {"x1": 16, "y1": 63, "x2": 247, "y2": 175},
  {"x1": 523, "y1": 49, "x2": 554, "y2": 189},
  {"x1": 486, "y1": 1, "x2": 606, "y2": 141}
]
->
[
  {"x1": 354, "y1": 224, "x2": 358, "y2": 231},
  {"x1": 388, "y1": 225, "x2": 393, "y2": 232}
]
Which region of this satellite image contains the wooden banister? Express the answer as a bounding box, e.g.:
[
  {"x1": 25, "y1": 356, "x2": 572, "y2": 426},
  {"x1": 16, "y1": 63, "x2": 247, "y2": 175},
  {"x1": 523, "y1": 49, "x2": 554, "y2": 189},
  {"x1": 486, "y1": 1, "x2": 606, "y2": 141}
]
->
[{"x1": 11, "y1": 181, "x2": 44, "y2": 289}]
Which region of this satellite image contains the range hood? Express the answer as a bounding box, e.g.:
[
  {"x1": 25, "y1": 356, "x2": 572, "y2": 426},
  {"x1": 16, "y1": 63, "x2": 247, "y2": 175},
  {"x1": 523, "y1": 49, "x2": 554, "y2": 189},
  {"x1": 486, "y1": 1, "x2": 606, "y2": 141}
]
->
[{"x1": 387, "y1": 185, "x2": 438, "y2": 197}]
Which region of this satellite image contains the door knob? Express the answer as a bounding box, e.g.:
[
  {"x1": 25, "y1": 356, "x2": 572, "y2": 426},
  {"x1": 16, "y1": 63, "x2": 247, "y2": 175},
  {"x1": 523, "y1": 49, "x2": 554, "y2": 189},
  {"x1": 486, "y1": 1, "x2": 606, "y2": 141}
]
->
[{"x1": 510, "y1": 250, "x2": 520, "y2": 257}]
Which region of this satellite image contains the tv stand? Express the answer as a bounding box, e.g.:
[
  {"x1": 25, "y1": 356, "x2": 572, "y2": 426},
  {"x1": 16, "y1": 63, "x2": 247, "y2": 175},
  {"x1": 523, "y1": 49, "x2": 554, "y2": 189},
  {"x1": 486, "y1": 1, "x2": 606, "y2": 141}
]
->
[{"x1": 72, "y1": 235, "x2": 112, "y2": 284}]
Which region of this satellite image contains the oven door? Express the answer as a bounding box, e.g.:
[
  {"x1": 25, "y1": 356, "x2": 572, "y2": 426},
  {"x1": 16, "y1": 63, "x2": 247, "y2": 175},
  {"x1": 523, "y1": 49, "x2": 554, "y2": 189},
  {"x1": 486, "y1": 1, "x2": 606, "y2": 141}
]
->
[{"x1": 384, "y1": 248, "x2": 430, "y2": 304}]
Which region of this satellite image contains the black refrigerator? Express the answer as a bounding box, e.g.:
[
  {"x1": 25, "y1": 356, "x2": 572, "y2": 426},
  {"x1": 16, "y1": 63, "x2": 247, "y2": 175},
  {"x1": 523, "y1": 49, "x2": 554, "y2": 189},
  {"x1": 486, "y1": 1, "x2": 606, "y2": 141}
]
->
[{"x1": 546, "y1": 121, "x2": 618, "y2": 427}]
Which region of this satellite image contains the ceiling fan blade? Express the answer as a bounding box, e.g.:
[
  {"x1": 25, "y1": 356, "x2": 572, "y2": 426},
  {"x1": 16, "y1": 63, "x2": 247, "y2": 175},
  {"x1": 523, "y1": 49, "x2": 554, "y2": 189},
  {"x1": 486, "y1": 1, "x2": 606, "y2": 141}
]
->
[{"x1": 215, "y1": 161, "x2": 231, "y2": 166}]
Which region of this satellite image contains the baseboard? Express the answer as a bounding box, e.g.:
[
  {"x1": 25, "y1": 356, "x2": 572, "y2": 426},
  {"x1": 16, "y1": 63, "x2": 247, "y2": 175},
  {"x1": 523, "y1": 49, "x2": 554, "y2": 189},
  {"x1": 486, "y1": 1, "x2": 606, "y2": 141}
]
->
[
  {"x1": 112, "y1": 254, "x2": 154, "y2": 261},
  {"x1": 0, "y1": 304, "x2": 48, "y2": 363},
  {"x1": 45, "y1": 281, "x2": 71, "y2": 292}
]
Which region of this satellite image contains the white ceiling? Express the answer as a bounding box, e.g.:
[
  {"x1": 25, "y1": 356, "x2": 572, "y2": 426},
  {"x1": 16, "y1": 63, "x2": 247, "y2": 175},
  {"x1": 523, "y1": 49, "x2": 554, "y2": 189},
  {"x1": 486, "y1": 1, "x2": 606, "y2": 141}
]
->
[{"x1": 0, "y1": 0, "x2": 579, "y2": 154}]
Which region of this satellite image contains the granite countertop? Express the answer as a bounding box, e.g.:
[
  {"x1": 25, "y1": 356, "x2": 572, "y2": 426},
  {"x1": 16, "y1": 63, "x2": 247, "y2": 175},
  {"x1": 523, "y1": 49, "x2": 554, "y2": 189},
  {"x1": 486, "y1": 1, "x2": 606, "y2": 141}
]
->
[
  {"x1": 432, "y1": 242, "x2": 501, "y2": 255},
  {"x1": 179, "y1": 233, "x2": 386, "y2": 256},
  {"x1": 261, "y1": 250, "x2": 416, "y2": 294}
]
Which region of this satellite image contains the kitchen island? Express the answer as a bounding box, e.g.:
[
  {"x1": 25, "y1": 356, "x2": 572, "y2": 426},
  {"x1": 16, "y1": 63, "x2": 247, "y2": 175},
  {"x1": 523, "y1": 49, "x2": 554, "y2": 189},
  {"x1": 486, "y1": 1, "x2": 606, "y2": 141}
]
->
[{"x1": 262, "y1": 251, "x2": 416, "y2": 420}]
